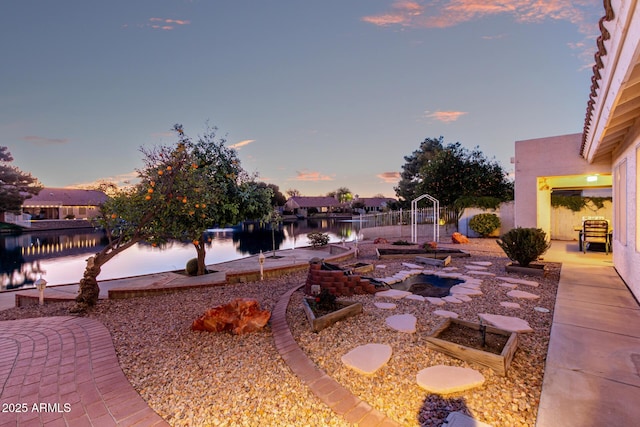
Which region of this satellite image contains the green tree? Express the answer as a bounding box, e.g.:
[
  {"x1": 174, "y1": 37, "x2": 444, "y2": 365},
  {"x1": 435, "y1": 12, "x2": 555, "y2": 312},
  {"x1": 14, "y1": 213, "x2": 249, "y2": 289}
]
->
[
  {"x1": 141, "y1": 124, "x2": 272, "y2": 276},
  {"x1": 256, "y1": 181, "x2": 286, "y2": 206},
  {"x1": 286, "y1": 188, "x2": 301, "y2": 198},
  {"x1": 396, "y1": 139, "x2": 513, "y2": 207},
  {"x1": 395, "y1": 137, "x2": 444, "y2": 205},
  {"x1": 327, "y1": 187, "x2": 353, "y2": 203},
  {"x1": 0, "y1": 146, "x2": 43, "y2": 214}
]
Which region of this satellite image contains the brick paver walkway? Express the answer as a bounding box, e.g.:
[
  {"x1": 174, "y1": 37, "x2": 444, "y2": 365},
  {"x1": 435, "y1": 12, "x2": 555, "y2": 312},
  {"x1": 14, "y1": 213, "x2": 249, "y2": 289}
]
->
[{"x1": 0, "y1": 316, "x2": 168, "y2": 427}]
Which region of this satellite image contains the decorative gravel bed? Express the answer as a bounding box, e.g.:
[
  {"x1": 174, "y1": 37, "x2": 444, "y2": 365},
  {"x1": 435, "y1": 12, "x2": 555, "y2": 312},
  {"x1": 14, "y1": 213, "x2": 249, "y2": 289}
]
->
[{"x1": 0, "y1": 239, "x2": 559, "y2": 426}]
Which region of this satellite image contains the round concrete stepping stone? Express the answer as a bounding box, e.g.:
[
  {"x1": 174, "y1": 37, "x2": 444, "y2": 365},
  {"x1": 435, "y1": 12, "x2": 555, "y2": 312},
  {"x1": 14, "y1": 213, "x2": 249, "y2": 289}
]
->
[
  {"x1": 433, "y1": 310, "x2": 459, "y2": 318},
  {"x1": 425, "y1": 297, "x2": 446, "y2": 306},
  {"x1": 443, "y1": 295, "x2": 463, "y2": 304},
  {"x1": 465, "y1": 265, "x2": 488, "y2": 270},
  {"x1": 470, "y1": 261, "x2": 492, "y2": 266},
  {"x1": 374, "y1": 302, "x2": 397, "y2": 310},
  {"x1": 406, "y1": 294, "x2": 425, "y2": 302},
  {"x1": 507, "y1": 290, "x2": 540, "y2": 300},
  {"x1": 478, "y1": 313, "x2": 533, "y2": 333},
  {"x1": 496, "y1": 276, "x2": 539, "y2": 287},
  {"x1": 375, "y1": 289, "x2": 412, "y2": 299},
  {"x1": 534, "y1": 306, "x2": 550, "y2": 313},
  {"x1": 385, "y1": 314, "x2": 416, "y2": 333},
  {"x1": 416, "y1": 365, "x2": 485, "y2": 394},
  {"x1": 341, "y1": 343, "x2": 392, "y2": 375},
  {"x1": 500, "y1": 301, "x2": 521, "y2": 309}
]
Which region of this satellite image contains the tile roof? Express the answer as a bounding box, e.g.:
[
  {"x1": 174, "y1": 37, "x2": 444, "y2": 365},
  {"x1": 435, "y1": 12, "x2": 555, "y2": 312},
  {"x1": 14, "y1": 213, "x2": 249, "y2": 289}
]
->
[{"x1": 23, "y1": 187, "x2": 108, "y2": 207}]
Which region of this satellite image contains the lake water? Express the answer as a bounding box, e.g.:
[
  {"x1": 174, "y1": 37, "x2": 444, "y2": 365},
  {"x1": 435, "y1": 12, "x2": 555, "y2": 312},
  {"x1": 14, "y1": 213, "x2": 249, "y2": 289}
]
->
[{"x1": 0, "y1": 218, "x2": 361, "y2": 291}]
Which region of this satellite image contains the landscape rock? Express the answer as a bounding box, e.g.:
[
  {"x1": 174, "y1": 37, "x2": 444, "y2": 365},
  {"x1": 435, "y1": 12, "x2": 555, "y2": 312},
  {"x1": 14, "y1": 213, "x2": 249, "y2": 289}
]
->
[
  {"x1": 451, "y1": 232, "x2": 469, "y2": 244},
  {"x1": 507, "y1": 290, "x2": 540, "y2": 300},
  {"x1": 425, "y1": 297, "x2": 446, "y2": 306},
  {"x1": 496, "y1": 276, "x2": 540, "y2": 287},
  {"x1": 500, "y1": 302, "x2": 521, "y2": 309},
  {"x1": 374, "y1": 302, "x2": 397, "y2": 310},
  {"x1": 375, "y1": 289, "x2": 413, "y2": 299},
  {"x1": 192, "y1": 298, "x2": 271, "y2": 334},
  {"x1": 433, "y1": 310, "x2": 459, "y2": 318}
]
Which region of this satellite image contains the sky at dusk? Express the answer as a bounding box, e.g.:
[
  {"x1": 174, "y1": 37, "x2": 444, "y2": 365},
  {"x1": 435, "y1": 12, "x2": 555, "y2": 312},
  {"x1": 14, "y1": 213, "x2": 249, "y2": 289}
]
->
[{"x1": 2, "y1": 1, "x2": 604, "y2": 198}]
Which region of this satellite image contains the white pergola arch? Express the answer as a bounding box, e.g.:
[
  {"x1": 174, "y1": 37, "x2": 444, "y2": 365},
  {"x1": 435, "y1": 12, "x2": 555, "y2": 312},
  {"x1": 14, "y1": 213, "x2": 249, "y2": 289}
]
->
[{"x1": 411, "y1": 194, "x2": 439, "y2": 243}]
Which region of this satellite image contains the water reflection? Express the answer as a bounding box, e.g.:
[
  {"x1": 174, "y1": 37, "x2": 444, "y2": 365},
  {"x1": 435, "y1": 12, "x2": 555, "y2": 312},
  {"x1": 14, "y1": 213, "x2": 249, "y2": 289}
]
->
[{"x1": 0, "y1": 219, "x2": 359, "y2": 291}]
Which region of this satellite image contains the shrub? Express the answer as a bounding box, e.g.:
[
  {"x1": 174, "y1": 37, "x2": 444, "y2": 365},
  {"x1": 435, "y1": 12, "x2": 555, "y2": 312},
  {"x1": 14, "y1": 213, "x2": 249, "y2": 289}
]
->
[
  {"x1": 392, "y1": 240, "x2": 412, "y2": 246},
  {"x1": 469, "y1": 213, "x2": 501, "y2": 237},
  {"x1": 307, "y1": 232, "x2": 330, "y2": 248},
  {"x1": 496, "y1": 228, "x2": 551, "y2": 267},
  {"x1": 185, "y1": 258, "x2": 199, "y2": 276}
]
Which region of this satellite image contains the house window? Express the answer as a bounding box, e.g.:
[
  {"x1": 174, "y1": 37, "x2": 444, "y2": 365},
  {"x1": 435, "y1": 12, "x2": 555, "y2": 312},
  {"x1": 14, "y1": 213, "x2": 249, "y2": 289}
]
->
[
  {"x1": 614, "y1": 159, "x2": 627, "y2": 246},
  {"x1": 78, "y1": 207, "x2": 87, "y2": 216}
]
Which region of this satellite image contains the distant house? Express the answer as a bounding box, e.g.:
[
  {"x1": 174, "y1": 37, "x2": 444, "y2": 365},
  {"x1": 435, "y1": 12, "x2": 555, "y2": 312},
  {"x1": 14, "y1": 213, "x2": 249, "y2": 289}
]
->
[
  {"x1": 283, "y1": 196, "x2": 345, "y2": 217},
  {"x1": 353, "y1": 197, "x2": 396, "y2": 213},
  {"x1": 21, "y1": 188, "x2": 108, "y2": 220}
]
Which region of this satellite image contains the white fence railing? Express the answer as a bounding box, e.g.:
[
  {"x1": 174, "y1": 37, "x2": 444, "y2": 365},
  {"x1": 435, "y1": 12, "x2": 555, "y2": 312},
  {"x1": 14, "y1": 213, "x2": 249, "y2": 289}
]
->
[{"x1": 3, "y1": 212, "x2": 31, "y2": 228}]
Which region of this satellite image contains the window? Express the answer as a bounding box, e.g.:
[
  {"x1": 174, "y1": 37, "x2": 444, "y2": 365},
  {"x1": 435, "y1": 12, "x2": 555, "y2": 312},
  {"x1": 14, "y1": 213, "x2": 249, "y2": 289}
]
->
[{"x1": 614, "y1": 159, "x2": 627, "y2": 246}]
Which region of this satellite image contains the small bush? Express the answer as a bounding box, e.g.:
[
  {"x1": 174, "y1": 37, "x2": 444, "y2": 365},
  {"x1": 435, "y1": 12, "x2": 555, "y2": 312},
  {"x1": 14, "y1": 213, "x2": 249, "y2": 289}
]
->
[
  {"x1": 185, "y1": 258, "x2": 199, "y2": 276},
  {"x1": 307, "y1": 232, "x2": 330, "y2": 248},
  {"x1": 392, "y1": 240, "x2": 412, "y2": 246},
  {"x1": 469, "y1": 213, "x2": 501, "y2": 237},
  {"x1": 496, "y1": 227, "x2": 551, "y2": 267}
]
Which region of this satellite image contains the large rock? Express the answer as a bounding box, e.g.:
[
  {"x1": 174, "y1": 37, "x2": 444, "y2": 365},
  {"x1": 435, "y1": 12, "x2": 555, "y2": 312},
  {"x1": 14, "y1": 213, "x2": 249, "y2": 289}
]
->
[
  {"x1": 192, "y1": 298, "x2": 271, "y2": 334},
  {"x1": 451, "y1": 232, "x2": 469, "y2": 244}
]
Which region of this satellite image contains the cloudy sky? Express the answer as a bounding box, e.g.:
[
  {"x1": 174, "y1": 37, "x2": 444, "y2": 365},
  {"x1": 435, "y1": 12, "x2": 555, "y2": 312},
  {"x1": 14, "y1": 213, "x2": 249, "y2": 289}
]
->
[{"x1": 2, "y1": 0, "x2": 603, "y2": 197}]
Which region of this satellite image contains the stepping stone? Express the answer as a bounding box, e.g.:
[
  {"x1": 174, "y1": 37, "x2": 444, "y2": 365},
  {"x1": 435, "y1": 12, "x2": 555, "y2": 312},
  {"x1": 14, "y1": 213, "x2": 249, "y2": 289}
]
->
[
  {"x1": 375, "y1": 264, "x2": 387, "y2": 269},
  {"x1": 437, "y1": 272, "x2": 464, "y2": 279},
  {"x1": 534, "y1": 306, "x2": 550, "y2": 313},
  {"x1": 450, "y1": 285, "x2": 483, "y2": 296},
  {"x1": 433, "y1": 310, "x2": 459, "y2": 318},
  {"x1": 498, "y1": 282, "x2": 518, "y2": 289},
  {"x1": 478, "y1": 313, "x2": 533, "y2": 333},
  {"x1": 458, "y1": 282, "x2": 481, "y2": 290},
  {"x1": 425, "y1": 297, "x2": 446, "y2": 306},
  {"x1": 500, "y1": 302, "x2": 521, "y2": 309},
  {"x1": 374, "y1": 302, "x2": 397, "y2": 310},
  {"x1": 507, "y1": 290, "x2": 540, "y2": 300},
  {"x1": 406, "y1": 294, "x2": 425, "y2": 302},
  {"x1": 442, "y1": 267, "x2": 458, "y2": 271},
  {"x1": 402, "y1": 262, "x2": 423, "y2": 269},
  {"x1": 442, "y1": 296, "x2": 463, "y2": 304},
  {"x1": 454, "y1": 294, "x2": 472, "y2": 302},
  {"x1": 465, "y1": 271, "x2": 496, "y2": 276},
  {"x1": 386, "y1": 314, "x2": 416, "y2": 333},
  {"x1": 469, "y1": 261, "x2": 493, "y2": 267},
  {"x1": 416, "y1": 365, "x2": 485, "y2": 394},
  {"x1": 375, "y1": 289, "x2": 412, "y2": 299},
  {"x1": 496, "y1": 276, "x2": 539, "y2": 288},
  {"x1": 442, "y1": 411, "x2": 493, "y2": 427},
  {"x1": 465, "y1": 265, "x2": 487, "y2": 270},
  {"x1": 341, "y1": 343, "x2": 392, "y2": 375}
]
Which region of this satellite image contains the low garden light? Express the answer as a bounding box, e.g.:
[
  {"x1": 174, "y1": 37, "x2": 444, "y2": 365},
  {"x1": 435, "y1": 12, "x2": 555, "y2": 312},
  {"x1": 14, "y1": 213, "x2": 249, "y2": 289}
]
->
[
  {"x1": 258, "y1": 250, "x2": 265, "y2": 281},
  {"x1": 35, "y1": 278, "x2": 47, "y2": 305}
]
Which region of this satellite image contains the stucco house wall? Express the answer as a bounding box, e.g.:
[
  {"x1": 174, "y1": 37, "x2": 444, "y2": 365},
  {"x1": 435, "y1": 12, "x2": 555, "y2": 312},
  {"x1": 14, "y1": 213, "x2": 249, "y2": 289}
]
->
[{"x1": 514, "y1": 133, "x2": 611, "y2": 236}]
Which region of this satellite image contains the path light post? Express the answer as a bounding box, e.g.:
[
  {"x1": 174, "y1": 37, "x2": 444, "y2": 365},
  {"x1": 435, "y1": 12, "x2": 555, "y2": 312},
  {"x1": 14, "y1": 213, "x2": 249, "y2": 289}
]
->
[
  {"x1": 35, "y1": 278, "x2": 47, "y2": 305},
  {"x1": 259, "y1": 251, "x2": 265, "y2": 281}
]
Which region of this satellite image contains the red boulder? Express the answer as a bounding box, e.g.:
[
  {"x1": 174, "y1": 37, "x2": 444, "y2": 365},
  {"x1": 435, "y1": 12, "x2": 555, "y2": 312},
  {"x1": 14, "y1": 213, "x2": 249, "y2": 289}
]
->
[{"x1": 192, "y1": 298, "x2": 271, "y2": 334}]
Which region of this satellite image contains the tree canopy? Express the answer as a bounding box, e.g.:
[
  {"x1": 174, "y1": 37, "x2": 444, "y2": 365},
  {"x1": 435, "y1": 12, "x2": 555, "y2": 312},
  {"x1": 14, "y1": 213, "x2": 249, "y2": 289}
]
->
[
  {"x1": 395, "y1": 138, "x2": 513, "y2": 207},
  {"x1": 0, "y1": 146, "x2": 43, "y2": 214}
]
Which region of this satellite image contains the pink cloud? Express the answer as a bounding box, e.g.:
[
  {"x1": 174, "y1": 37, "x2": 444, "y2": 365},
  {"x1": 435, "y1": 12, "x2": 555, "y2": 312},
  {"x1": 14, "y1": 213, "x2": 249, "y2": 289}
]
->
[
  {"x1": 21, "y1": 135, "x2": 69, "y2": 145},
  {"x1": 230, "y1": 139, "x2": 255, "y2": 149},
  {"x1": 292, "y1": 170, "x2": 334, "y2": 181},
  {"x1": 362, "y1": 1, "x2": 599, "y2": 35},
  {"x1": 378, "y1": 172, "x2": 401, "y2": 183},
  {"x1": 425, "y1": 111, "x2": 468, "y2": 122},
  {"x1": 147, "y1": 17, "x2": 191, "y2": 31}
]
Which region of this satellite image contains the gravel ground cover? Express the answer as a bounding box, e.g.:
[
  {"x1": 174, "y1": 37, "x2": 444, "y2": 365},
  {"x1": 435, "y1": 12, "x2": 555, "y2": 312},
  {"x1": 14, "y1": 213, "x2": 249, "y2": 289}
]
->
[{"x1": 0, "y1": 238, "x2": 559, "y2": 426}]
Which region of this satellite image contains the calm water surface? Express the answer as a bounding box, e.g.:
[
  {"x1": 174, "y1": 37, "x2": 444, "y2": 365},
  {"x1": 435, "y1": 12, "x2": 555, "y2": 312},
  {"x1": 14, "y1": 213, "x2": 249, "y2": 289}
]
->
[{"x1": 1, "y1": 219, "x2": 361, "y2": 291}]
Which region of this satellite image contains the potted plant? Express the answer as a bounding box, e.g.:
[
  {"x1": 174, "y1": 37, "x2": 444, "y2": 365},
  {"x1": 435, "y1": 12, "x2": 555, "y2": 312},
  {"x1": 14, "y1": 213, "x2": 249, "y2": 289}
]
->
[
  {"x1": 302, "y1": 288, "x2": 362, "y2": 332},
  {"x1": 496, "y1": 227, "x2": 551, "y2": 276}
]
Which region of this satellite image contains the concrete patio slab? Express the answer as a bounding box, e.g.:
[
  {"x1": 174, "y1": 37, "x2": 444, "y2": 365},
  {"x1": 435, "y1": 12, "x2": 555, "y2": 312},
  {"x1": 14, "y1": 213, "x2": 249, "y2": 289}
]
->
[
  {"x1": 556, "y1": 282, "x2": 640, "y2": 309},
  {"x1": 552, "y1": 299, "x2": 640, "y2": 338}
]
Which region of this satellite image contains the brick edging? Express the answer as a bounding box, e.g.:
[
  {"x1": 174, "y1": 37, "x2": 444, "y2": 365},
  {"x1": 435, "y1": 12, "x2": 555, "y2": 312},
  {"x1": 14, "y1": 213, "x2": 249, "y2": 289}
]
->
[{"x1": 271, "y1": 284, "x2": 400, "y2": 426}]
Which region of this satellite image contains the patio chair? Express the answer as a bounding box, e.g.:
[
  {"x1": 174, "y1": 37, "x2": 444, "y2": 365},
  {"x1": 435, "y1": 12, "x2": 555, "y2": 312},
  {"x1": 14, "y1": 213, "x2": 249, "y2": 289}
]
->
[{"x1": 581, "y1": 219, "x2": 611, "y2": 254}]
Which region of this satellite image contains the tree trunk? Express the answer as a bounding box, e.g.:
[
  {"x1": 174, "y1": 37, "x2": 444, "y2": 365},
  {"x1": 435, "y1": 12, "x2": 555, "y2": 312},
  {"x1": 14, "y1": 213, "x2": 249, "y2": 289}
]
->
[{"x1": 196, "y1": 241, "x2": 207, "y2": 275}]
